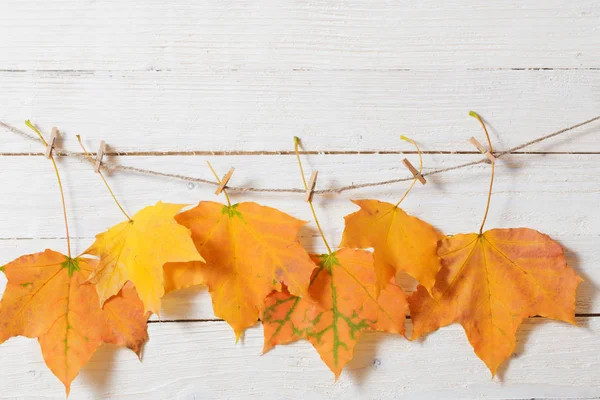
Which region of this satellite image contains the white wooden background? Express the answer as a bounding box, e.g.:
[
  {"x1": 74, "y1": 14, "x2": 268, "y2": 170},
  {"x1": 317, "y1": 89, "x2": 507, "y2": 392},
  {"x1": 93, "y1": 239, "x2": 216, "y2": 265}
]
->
[{"x1": 0, "y1": 1, "x2": 599, "y2": 399}]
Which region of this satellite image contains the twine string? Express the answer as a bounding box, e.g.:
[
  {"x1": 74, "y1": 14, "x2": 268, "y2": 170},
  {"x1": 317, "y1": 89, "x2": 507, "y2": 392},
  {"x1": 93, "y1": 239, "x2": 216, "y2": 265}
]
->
[{"x1": 1, "y1": 115, "x2": 599, "y2": 195}]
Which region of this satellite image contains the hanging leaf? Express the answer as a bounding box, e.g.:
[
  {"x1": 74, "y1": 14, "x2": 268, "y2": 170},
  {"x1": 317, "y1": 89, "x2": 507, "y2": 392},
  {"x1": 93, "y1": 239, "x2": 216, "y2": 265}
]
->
[
  {"x1": 410, "y1": 228, "x2": 582, "y2": 375},
  {"x1": 84, "y1": 201, "x2": 204, "y2": 314},
  {"x1": 0, "y1": 250, "x2": 149, "y2": 394},
  {"x1": 341, "y1": 136, "x2": 442, "y2": 293},
  {"x1": 341, "y1": 199, "x2": 443, "y2": 292},
  {"x1": 261, "y1": 249, "x2": 407, "y2": 377},
  {"x1": 410, "y1": 111, "x2": 583, "y2": 376},
  {"x1": 171, "y1": 201, "x2": 317, "y2": 339}
]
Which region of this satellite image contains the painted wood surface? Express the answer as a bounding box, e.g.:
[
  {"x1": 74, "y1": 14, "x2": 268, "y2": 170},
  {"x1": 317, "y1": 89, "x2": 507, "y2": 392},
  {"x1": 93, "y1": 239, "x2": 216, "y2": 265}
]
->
[
  {"x1": 0, "y1": 0, "x2": 599, "y2": 399},
  {"x1": 1, "y1": 1, "x2": 599, "y2": 70},
  {"x1": 1, "y1": 69, "x2": 598, "y2": 153},
  {"x1": 1, "y1": 319, "x2": 599, "y2": 400}
]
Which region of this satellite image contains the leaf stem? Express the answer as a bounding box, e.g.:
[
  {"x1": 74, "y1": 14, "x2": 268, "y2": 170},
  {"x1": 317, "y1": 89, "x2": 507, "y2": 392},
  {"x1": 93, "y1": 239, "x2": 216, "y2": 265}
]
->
[
  {"x1": 294, "y1": 137, "x2": 332, "y2": 255},
  {"x1": 76, "y1": 136, "x2": 132, "y2": 221},
  {"x1": 207, "y1": 161, "x2": 232, "y2": 207},
  {"x1": 25, "y1": 121, "x2": 72, "y2": 258},
  {"x1": 394, "y1": 135, "x2": 423, "y2": 208},
  {"x1": 469, "y1": 111, "x2": 495, "y2": 235}
]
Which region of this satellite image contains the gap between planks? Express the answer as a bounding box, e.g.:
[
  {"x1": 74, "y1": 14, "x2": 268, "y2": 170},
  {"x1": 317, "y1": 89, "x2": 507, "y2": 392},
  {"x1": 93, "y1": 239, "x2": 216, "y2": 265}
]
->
[
  {"x1": 1, "y1": 67, "x2": 600, "y2": 73},
  {"x1": 5, "y1": 233, "x2": 600, "y2": 241},
  {"x1": 3, "y1": 151, "x2": 600, "y2": 157},
  {"x1": 149, "y1": 314, "x2": 600, "y2": 323}
]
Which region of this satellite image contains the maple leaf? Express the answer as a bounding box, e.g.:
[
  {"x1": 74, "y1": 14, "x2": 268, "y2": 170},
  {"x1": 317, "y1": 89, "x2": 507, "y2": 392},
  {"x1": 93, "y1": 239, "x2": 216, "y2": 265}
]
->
[
  {"x1": 341, "y1": 199, "x2": 443, "y2": 293},
  {"x1": 0, "y1": 249, "x2": 149, "y2": 394},
  {"x1": 409, "y1": 228, "x2": 582, "y2": 376},
  {"x1": 170, "y1": 201, "x2": 316, "y2": 339},
  {"x1": 261, "y1": 249, "x2": 408, "y2": 377},
  {"x1": 408, "y1": 111, "x2": 583, "y2": 375},
  {"x1": 84, "y1": 201, "x2": 204, "y2": 314},
  {"x1": 163, "y1": 261, "x2": 206, "y2": 294}
]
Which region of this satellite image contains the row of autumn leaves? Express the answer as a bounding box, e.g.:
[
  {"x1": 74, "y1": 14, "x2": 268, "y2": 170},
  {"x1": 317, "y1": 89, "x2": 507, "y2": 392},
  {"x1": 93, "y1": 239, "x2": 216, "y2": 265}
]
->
[{"x1": 0, "y1": 117, "x2": 582, "y2": 395}]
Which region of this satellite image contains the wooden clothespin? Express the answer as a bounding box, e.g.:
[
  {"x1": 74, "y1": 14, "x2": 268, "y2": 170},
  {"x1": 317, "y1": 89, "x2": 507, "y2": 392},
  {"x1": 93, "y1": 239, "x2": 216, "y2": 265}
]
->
[
  {"x1": 469, "y1": 137, "x2": 496, "y2": 163},
  {"x1": 304, "y1": 171, "x2": 318, "y2": 202},
  {"x1": 94, "y1": 140, "x2": 106, "y2": 173},
  {"x1": 215, "y1": 167, "x2": 235, "y2": 195},
  {"x1": 45, "y1": 127, "x2": 59, "y2": 159},
  {"x1": 402, "y1": 158, "x2": 426, "y2": 185}
]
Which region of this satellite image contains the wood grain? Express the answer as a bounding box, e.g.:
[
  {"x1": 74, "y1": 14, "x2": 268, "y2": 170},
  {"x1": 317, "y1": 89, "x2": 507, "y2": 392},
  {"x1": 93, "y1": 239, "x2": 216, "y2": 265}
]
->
[
  {"x1": 1, "y1": 0, "x2": 599, "y2": 398},
  {"x1": 0, "y1": 154, "x2": 598, "y2": 238},
  {"x1": 0, "y1": 319, "x2": 597, "y2": 399},
  {"x1": 0, "y1": 0, "x2": 599, "y2": 71},
  {"x1": 1, "y1": 69, "x2": 598, "y2": 153}
]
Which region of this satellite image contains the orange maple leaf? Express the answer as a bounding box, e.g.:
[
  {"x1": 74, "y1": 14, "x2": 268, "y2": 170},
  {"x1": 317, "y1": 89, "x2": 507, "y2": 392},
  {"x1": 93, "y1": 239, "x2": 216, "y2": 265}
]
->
[
  {"x1": 84, "y1": 201, "x2": 204, "y2": 315},
  {"x1": 410, "y1": 111, "x2": 583, "y2": 376},
  {"x1": 171, "y1": 201, "x2": 316, "y2": 339},
  {"x1": 0, "y1": 250, "x2": 149, "y2": 394},
  {"x1": 341, "y1": 199, "x2": 443, "y2": 293},
  {"x1": 261, "y1": 250, "x2": 408, "y2": 378},
  {"x1": 409, "y1": 228, "x2": 582, "y2": 375},
  {"x1": 163, "y1": 261, "x2": 206, "y2": 294}
]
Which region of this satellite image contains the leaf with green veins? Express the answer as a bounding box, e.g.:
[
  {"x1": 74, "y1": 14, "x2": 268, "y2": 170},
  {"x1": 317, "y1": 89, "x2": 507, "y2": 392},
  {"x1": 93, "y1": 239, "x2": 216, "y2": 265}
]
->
[
  {"x1": 166, "y1": 201, "x2": 317, "y2": 339},
  {"x1": 0, "y1": 249, "x2": 149, "y2": 394},
  {"x1": 61, "y1": 257, "x2": 80, "y2": 277},
  {"x1": 261, "y1": 249, "x2": 408, "y2": 378}
]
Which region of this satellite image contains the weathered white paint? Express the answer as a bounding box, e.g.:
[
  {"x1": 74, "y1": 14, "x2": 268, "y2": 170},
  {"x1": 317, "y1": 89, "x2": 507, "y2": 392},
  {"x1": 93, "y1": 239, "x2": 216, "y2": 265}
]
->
[
  {"x1": 1, "y1": 69, "x2": 598, "y2": 153},
  {"x1": 0, "y1": 0, "x2": 599, "y2": 398},
  {"x1": 0, "y1": 154, "x2": 598, "y2": 238},
  {"x1": 0, "y1": 0, "x2": 599, "y2": 71},
  {"x1": 0, "y1": 320, "x2": 599, "y2": 399}
]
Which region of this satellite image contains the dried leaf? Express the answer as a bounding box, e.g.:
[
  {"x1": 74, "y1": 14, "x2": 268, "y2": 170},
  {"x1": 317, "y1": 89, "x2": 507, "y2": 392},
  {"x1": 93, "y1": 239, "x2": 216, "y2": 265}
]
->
[
  {"x1": 171, "y1": 201, "x2": 316, "y2": 339},
  {"x1": 163, "y1": 261, "x2": 206, "y2": 294},
  {"x1": 0, "y1": 250, "x2": 149, "y2": 394},
  {"x1": 341, "y1": 199, "x2": 443, "y2": 293},
  {"x1": 261, "y1": 249, "x2": 407, "y2": 377},
  {"x1": 84, "y1": 201, "x2": 204, "y2": 314},
  {"x1": 409, "y1": 228, "x2": 582, "y2": 375}
]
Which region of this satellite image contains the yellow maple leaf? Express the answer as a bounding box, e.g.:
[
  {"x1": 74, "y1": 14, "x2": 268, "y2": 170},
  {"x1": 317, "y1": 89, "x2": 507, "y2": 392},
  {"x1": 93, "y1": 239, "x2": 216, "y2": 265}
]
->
[{"x1": 84, "y1": 201, "x2": 204, "y2": 314}]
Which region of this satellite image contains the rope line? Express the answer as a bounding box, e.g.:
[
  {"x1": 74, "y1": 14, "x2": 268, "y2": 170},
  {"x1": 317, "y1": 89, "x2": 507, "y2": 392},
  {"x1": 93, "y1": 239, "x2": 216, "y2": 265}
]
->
[{"x1": 1, "y1": 115, "x2": 599, "y2": 195}]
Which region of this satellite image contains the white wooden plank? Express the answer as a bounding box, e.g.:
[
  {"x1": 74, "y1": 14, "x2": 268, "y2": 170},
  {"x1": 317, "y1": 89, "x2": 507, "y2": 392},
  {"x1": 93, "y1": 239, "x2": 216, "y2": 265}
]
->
[
  {"x1": 1, "y1": 69, "x2": 599, "y2": 153},
  {"x1": 0, "y1": 154, "x2": 597, "y2": 316},
  {"x1": 1, "y1": 0, "x2": 599, "y2": 71},
  {"x1": 0, "y1": 154, "x2": 597, "y2": 238},
  {"x1": 0, "y1": 318, "x2": 597, "y2": 399},
  {"x1": 2, "y1": 2, "x2": 599, "y2": 396}
]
